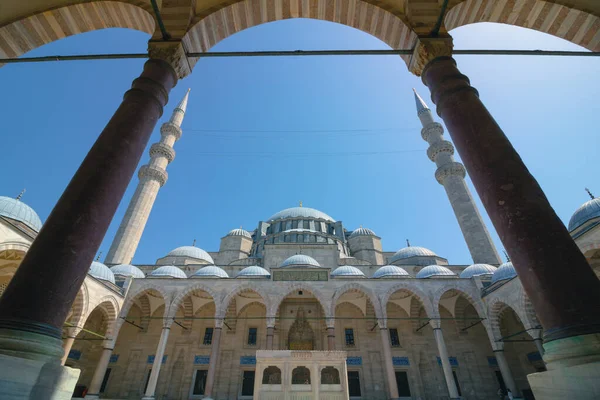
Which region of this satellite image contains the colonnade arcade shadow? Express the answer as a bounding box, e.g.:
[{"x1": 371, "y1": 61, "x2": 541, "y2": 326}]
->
[{"x1": 0, "y1": 0, "x2": 600, "y2": 399}]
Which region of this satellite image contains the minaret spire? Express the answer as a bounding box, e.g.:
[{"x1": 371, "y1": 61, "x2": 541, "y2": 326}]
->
[
  {"x1": 413, "y1": 89, "x2": 501, "y2": 265},
  {"x1": 16, "y1": 189, "x2": 25, "y2": 200},
  {"x1": 105, "y1": 90, "x2": 191, "y2": 265}
]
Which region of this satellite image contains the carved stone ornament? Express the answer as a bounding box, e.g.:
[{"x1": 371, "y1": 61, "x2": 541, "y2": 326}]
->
[
  {"x1": 421, "y1": 122, "x2": 444, "y2": 142},
  {"x1": 427, "y1": 140, "x2": 455, "y2": 161},
  {"x1": 408, "y1": 36, "x2": 454, "y2": 77},
  {"x1": 148, "y1": 40, "x2": 195, "y2": 79},
  {"x1": 160, "y1": 122, "x2": 183, "y2": 140},
  {"x1": 150, "y1": 142, "x2": 176, "y2": 163},
  {"x1": 138, "y1": 165, "x2": 168, "y2": 186},
  {"x1": 435, "y1": 162, "x2": 466, "y2": 184},
  {"x1": 288, "y1": 307, "x2": 315, "y2": 350}
]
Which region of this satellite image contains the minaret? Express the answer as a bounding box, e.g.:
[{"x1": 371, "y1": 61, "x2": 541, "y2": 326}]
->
[
  {"x1": 105, "y1": 89, "x2": 190, "y2": 265},
  {"x1": 413, "y1": 89, "x2": 501, "y2": 264}
]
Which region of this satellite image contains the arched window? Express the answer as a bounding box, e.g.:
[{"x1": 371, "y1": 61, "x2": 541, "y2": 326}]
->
[
  {"x1": 262, "y1": 366, "x2": 282, "y2": 384},
  {"x1": 292, "y1": 366, "x2": 311, "y2": 384},
  {"x1": 321, "y1": 367, "x2": 340, "y2": 384}
]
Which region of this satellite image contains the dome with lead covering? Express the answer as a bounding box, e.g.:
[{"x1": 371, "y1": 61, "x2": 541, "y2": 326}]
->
[
  {"x1": 227, "y1": 228, "x2": 252, "y2": 238},
  {"x1": 280, "y1": 255, "x2": 321, "y2": 268},
  {"x1": 568, "y1": 197, "x2": 600, "y2": 231},
  {"x1": 460, "y1": 264, "x2": 497, "y2": 279},
  {"x1": 491, "y1": 262, "x2": 517, "y2": 284},
  {"x1": 390, "y1": 246, "x2": 436, "y2": 263},
  {"x1": 416, "y1": 265, "x2": 456, "y2": 279},
  {"x1": 331, "y1": 266, "x2": 365, "y2": 277},
  {"x1": 268, "y1": 207, "x2": 334, "y2": 222},
  {"x1": 349, "y1": 227, "x2": 376, "y2": 238},
  {"x1": 236, "y1": 266, "x2": 271, "y2": 278},
  {"x1": 0, "y1": 195, "x2": 43, "y2": 231},
  {"x1": 110, "y1": 264, "x2": 145, "y2": 279},
  {"x1": 150, "y1": 265, "x2": 187, "y2": 279},
  {"x1": 89, "y1": 261, "x2": 116, "y2": 284},
  {"x1": 166, "y1": 246, "x2": 214, "y2": 264},
  {"x1": 373, "y1": 265, "x2": 410, "y2": 278},
  {"x1": 192, "y1": 265, "x2": 229, "y2": 278}
]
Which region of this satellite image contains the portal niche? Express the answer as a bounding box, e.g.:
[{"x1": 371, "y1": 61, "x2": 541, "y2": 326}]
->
[
  {"x1": 292, "y1": 366, "x2": 311, "y2": 384},
  {"x1": 262, "y1": 366, "x2": 282, "y2": 384},
  {"x1": 288, "y1": 307, "x2": 314, "y2": 350},
  {"x1": 321, "y1": 366, "x2": 341, "y2": 384}
]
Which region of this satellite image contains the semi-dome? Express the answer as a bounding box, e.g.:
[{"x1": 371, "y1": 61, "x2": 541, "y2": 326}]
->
[
  {"x1": 0, "y1": 196, "x2": 43, "y2": 231},
  {"x1": 166, "y1": 246, "x2": 214, "y2": 264},
  {"x1": 227, "y1": 228, "x2": 252, "y2": 238},
  {"x1": 150, "y1": 265, "x2": 187, "y2": 279},
  {"x1": 191, "y1": 265, "x2": 229, "y2": 278},
  {"x1": 491, "y1": 262, "x2": 517, "y2": 284},
  {"x1": 568, "y1": 197, "x2": 600, "y2": 231},
  {"x1": 349, "y1": 227, "x2": 376, "y2": 238},
  {"x1": 110, "y1": 264, "x2": 145, "y2": 279},
  {"x1": 460, "y1": 263, "x2": 497, "y2": 279},
  {"x1": 280, "y1": 254, "x2": 321, "y2": 268},
  {"x1": 236, "y1": 266, "x2": 271, "y2": 278},
  {"x1": 373, "y1": 265, "x2": 410, "y2": 278},
  {"x1": 390, "y1": 246, "x2": 436, "y2": 263},
  {"x1": 89, "y1": 261, "x2": 116, "y2": 284},
  {"x1": 416, "y1": 265, "x2": 456, "y2": 279},
  {"x1": 268, "y1": 207, "x2": 334, "y2": 222},
  {"x1": 331, "y1": 266, "x2": 365, "y2": 277}
]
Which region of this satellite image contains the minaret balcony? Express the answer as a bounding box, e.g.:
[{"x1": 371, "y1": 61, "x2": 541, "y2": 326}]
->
[{"x1": 150, "y1": 143, "x2": 176, "y2": 163}]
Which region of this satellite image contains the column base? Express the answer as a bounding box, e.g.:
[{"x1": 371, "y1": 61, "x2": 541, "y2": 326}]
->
[
  {"x1": 83, "y1": 395, "x2": 99, "y2": 399},
  {"x1": 0, "y1": 353, "x2": 80, "y2": 399},
  {"x1": 0, "y1": 326, "x2": 64, "y2": 362},
  {"x1": 543, "y1": 333, "x2": 600, "y2": 370}
]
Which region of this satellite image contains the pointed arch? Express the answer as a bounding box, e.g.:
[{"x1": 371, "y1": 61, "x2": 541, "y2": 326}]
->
[
  {"x1": 445, "y1": 0, "x2": 600, "y2": 51},
  {"x1": 219, "y1": 282, "x2": 270, "y2": 319},
  {"x1": 331, "y1": 282, "x2": 382, "y2": 320},
  {"x1": 431, "y1": 284, "x2": 487, "y2": 320},
  {"x1": 0, "y1": 2, "x2": 155, "y2": 60},
  {"x1": 67, "y1": 280, "x2": 90, "y2": 328},
  {"x1": 380, "y1": 282, "x2": 434, "y2": 320},
  {"x1": 168, "y1": 282, "x2": 220, "y2": 319},
  {"x1": 268, "y1": 284, "x2": 331, "y2": 318}
]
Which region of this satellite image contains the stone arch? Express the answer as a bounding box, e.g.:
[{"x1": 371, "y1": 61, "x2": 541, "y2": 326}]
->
[
  {"x1": 168, "y1": 282, "x2": 220, "y2": 319},
  {"x1": 0, "y1": 1, "x2": 155, "y2": 60},
  {"x1": 517, "y1": 288, "x2": 542, "y2": 335},
  {"x1": 335, "y1": 300, "x2": 365, "y2": 316},
  {"x1": 237, "y1": 300, "x2": 267, "y2": 317},
  {"x1": 431, "y1": 284, "x2": 487, "y2": 320},
  {"x1": 219, "y1": 283, "x2": 270, "y2": 319},
  {"x1": 94, "y1": 295, "x2": 120, "y2": 336},
  {"x1": 268, "y1": 283, "x2": 331, "y2": 318},
  {"x1": 183, "y1": 0, "x2": 416, "y2": 64},
  {"x1": 0, "y1": 241, "x2": 30, "y2": 254},
  {"x1": 67, "y1": 280, "x2": 90, "y2": 328},
  {"x1": 121, "y1": 283, "x2": 170, "y2": 331},
  {"x1": 331, "y1": 282, "x2": 382, "y2": 320},
  {"x1": 487, "y1": 298, "x2": 516, "y2": 344},
  {"x1": 380, "y1": 282, "x2": 435, "y2": 321},
  {"x1": 445, "y1": 0, "x2": 600, "y2": 51}
]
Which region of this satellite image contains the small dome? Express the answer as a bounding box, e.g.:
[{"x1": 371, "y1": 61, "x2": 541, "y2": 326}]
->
[
  {"x1": 236, "y1": 266, "x2": 271, "y2": 278},
  {"x1": 373, "y1": 265, "x2": 410, "y2": 278},
  {"x1": 331, "y1": 266, "x2": 365, "y2": 277},
  {"x1": 416, "y1": 265, "x2": 456, "y2": 279},
  {"x1": 568, "y1": 198, "x2": 600, "y2": 231},
  {"x1": 110, "y1": 264, "x2": 145, "y2": 279},
  {"x1": 89, "y1": 261, "x2": 116, "y2": 284},
  {"x1": 0, "y1": 196, "x2": 43, "y2": 231},
  {"x1": 268, "y1": 207, "x2": 334, "y2": 222},
  {"x1": 150, "y1": 265, "x2": 187, "y2": 279},
  {"x1": 349, "y1": 227, "x2": 376, "y2": 238},
  {"x1": 280, "y1": 254, "x2": 321, "y2": 268},
  {"x1": 390, "y1": 246, "x2": 436, "y2": 263},
  {"x1": 227, "y1": 228, "x2": 252, "y2": 238},
  {"x1": 491, "y1": 262, "x2": 517, "y2": 284},
  {"x1": 167, "y1": 246, "x2": 214, "y2": 264},
  {"x1": 460, "y1": 263, "x2": 497, "y2": 279},
  {"x1": 191, "y1": 265, "x2": 229, "y2": 278}
]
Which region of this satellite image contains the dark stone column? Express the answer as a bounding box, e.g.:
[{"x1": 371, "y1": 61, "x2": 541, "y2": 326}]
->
[
  {"x1": 0, "y1": 58, "x2": 177, "y2": 358},
  {"x1": 420, "y1": 55, "x2": 600, "y2": 343}
]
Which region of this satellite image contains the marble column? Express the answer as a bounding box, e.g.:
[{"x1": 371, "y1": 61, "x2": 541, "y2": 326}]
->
[
  {"x1": 432, "y1": 327, "x2": 459, "y2": 398},
  {"x1": 142, "y1": 324, "x2": 171, "y2": 399},
  {"x1": 534, "y1": 338, "x2": 545, "y2": 356},
  {"x1": 203, "y1": 321, "x2": 223, "y2": 399},
  {"x1": 84, "y1": 344, "x2": 113, "y2": 399},
  {"x1": 494, "y1": 349, "x2": 518, "y2": 395},
  {"x1": 0, "y1": 58, "x2": 178, "y2": 362},
  {"x1": 266, "y1": 326, "x2": 275, "y2": 350},
  {"x1": 412, "y1": 37, "x2": 600, "y2": 347},
  {"x1": 60, "y1": 337, "x2": 76, "y2": 366},
  {"x1": 379, "y1": 324, "x2": 399, "y2": 399},
  {"x1": 326, "y1": 318, "x2": 336, "y2": 351}
]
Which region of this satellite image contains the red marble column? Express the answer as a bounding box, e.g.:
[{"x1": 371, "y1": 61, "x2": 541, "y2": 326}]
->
[
  {"x1": 421, "y1": 56, "x2": 600, "y2": 342},
  {"x1": 0, "y1": 59, "x2": 177, "y2": 342}
]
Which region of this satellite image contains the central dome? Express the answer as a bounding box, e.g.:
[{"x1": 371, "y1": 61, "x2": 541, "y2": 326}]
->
[
  {"x1": 268, "y1": 207, "x2": 334, "y2": 222},
  {"x1": 167, "y1": 246, "x2": 214, "y2": 264},
  {"x1": 280, "y1": 254, "x2": 321, "y2": 268}
]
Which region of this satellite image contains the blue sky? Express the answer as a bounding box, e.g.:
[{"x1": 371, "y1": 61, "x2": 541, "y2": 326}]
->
[{"x1": 1, "y1": 20, "x2": 598, "y2": 265}]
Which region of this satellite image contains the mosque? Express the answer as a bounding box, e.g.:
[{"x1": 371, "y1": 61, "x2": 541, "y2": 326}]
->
[{"x1": 1, "y1": 90, "x2": 599, "y2": 400}]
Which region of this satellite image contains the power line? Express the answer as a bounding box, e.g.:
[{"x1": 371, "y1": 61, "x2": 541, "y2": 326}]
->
[
  {"x1": 186, "y1": 149, "x2": 425, "y2": 158},
  {"x1": 1, "y1": 49, "x2": 598, "y2": 64}
]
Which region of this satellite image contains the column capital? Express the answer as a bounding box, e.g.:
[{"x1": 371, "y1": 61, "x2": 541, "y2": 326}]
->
[
  {"x1": 409, "y1": 36, "x2": 454, "y2": 77},
  {"x1": 430, "y1": 319, "x2": 441, "y2": 329},
  {"x1": 325, "y1": 317, "x2": 336, "y2": 329},
  {"x1": 377, "y1": 319, "x2": 387, "y2": 329},
  {"x1": 148, "y1": 40, "x2": 194, "y2": 79},
  {"x1": 492, "y1": 342, "x2": 505, "y2": 352},
  {"x1": 214, "y1": 318, "x2": 224, "y2": 329},
  {"x1": 64, "y1": 326, "x2": 82, "y2": 338},
  {"x1": 266, "y1": 317, "x2": 276, "y2": 328}
]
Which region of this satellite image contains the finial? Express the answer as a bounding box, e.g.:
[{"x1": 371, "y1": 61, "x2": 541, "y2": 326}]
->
[
  {"x1": 585, "y1": 188, "x2": 595, "y2": 200},
  {"x1": 359, "y1": 225, "x2": 363, "y2": 228},
  {"x1": 406, "y1": 239, "x2": 411, "y2": 247},
  {"x1": 96, "y1": 252, "x2": 102, "y2": 261},
  {"x1": 16, "y1": 189, "x2": 25, "y2": 200},
  {"x1": 412, "y1": 89, "x2": 430, "y2": 116},
  {"x1": 192, "y1": 238, "x2": 196, "y2": 246},
  {"x1": 503, "y1": 250, "x2": 510, "y2": 262},
  {"x1": 299, "y1": 201, "x2": 303, "y2": 207},
  {"x1": 240, "y1": 225, "x2": 243, "y2": 229}
]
